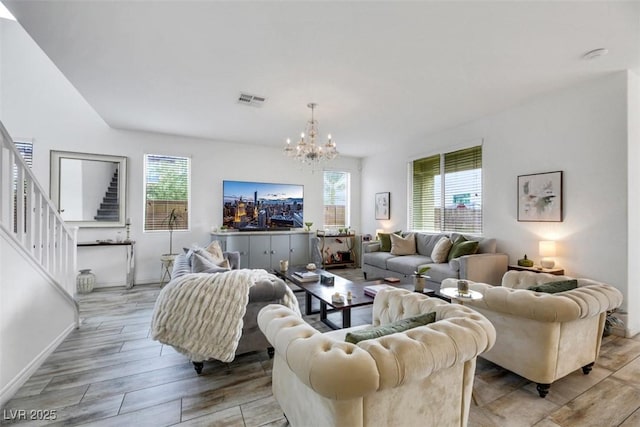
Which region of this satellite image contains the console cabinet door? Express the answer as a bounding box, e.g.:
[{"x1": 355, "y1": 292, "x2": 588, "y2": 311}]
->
[
  {"x1": 289, "y1": 234, "x2": 310, "y2": 266},
  {"x1": 224, "y1": 235, "x2": 250, "y2": 269},
  {"x1": 249, "y1": 235, "x2": 271, "y2": 269},
  {"x1": 269, "y1": 234, "x2": 291, "y2": 270}
]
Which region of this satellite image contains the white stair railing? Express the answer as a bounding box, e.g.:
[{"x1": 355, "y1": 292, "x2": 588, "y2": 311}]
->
[{"x1": 0, "y1": 121, "x2": 79, "y2": 319}]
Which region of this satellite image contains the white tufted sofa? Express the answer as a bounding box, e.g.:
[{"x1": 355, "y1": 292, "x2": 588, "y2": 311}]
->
[
  {"x1": 257, "y1": 288, "x2": 496, "y2": 427},
  {"x1": 441, "y1": 270, "x2": 623, "y2": 397}
]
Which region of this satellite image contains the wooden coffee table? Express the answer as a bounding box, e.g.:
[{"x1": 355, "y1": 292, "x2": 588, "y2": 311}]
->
[{"x1": 274, "y1": 267, "x2": 430, "y2": 330}]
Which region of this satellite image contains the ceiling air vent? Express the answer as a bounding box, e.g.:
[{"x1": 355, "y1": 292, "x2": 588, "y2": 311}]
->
[{"x1": 238, "y1": 93, "x2": 266, "y2": 107}]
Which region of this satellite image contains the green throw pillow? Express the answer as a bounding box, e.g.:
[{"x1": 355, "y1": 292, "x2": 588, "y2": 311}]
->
[
  {"x1": 345, "y1": 312, "x2": 436, "y2": 344},
  {"x1": 448, "y1": 236, "x2": 479, "y2": 261},
  {"x1": 379, "y1": 230, "x2": 402, "y2": 252},
  {"x1": 528, "y1": 279, "x2": 578, "y2": 294}
]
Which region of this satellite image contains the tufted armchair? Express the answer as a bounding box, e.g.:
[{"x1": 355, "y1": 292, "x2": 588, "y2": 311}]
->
[
  {"x1": 441, "y1": 270, "x2": 623, "y2": 397},
  {"x1": 258, "y1": 288, "x2": 495, "y2": 427}
]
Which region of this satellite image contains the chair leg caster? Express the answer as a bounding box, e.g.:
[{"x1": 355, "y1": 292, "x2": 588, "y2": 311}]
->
[
  {"x1": 582, "y1": 362, "x2": 594, "y2": 375},
  {"x1": 267, "y1": 347, "x2": 275, "y2": 358},
  {"x1": 536, "y1": 383, "x2": 550, "y2": 398},
  {"x1": 193, "y1": 361, "x2": 204, "y2": 374}
]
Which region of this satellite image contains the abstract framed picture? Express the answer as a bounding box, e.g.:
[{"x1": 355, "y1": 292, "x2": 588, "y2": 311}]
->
[
  {"x1": 517, "y1": 171, "x2": 563, "y2": 222},
  {"x1": 375, "y1": 192, "x2": 390, "y2": 220}
]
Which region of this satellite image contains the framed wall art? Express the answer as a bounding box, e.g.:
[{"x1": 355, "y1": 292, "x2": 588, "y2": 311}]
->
[
  {"x1": 375, "y1": 192, "x2": 390, "y2": 220},
  {"x1": 517, "y1": 171, "x2": 563, "y2": 222}
]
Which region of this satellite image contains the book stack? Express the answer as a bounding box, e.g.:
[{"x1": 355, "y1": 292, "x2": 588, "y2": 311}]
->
[
  {"x1": 363, "y1": 284, "x2": 393, "y2": 297},
  {"x1": 293, "y1": 271, "x2": 320, "y2": 283}
]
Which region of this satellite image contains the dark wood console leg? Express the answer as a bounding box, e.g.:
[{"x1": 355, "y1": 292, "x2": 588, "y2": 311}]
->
[
  {"x1": 536, "y1": 383, "x2": 550, "y2": 398},
  {"x1": 582, "y1": 362, "x2": 595, "y2": 375},
  {"x1": 193, "y1": 361, "x2": 204, "y2": 374},
  {"x1": 363, "y1": 272, "x2": 367, "y2": 280},
  {"x1": 267, "y1": 347, "x2": 275, "y2": 358}
]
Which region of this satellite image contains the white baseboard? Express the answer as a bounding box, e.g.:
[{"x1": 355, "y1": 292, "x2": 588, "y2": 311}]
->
[{"x1": 0, "y1": 322, "x2": 76, "y2": 408}]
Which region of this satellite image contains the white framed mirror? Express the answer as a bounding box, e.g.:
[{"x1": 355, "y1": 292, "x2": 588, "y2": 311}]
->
[{"x1": 50, "y1": 151, "x2": 127, "y2": 227}]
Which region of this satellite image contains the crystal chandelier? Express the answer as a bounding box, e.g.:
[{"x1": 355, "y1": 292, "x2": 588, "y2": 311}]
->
[{"x1": 284, "y1": 103, "x2": 338, "y2": 165}]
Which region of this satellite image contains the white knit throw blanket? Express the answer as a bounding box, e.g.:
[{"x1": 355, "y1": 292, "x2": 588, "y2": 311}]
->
[{"x1": 151, "y1": 269, "x2": 299, "y2": 363}]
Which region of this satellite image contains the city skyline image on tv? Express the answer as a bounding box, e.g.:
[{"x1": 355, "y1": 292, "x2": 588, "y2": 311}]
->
[{"x1": 222, "y1": 180, "x2": 304, "y2": 230}]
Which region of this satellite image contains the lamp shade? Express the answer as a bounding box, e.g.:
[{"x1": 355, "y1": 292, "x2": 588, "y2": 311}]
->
[{"x1": 539, "y1": 241, "x2": 557, "y2": 257}]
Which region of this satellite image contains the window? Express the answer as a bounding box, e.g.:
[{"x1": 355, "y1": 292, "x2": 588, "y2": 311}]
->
[
  {"x1": 144, "y1": 154, "x2": 190, "y2": 231},
  {"x1": 323, "y1": 171, "x2": 350, "y2": 228},
  {"x1": 410, "y1": 145, "x2": 482, "y2": 233},
  {"x1": 13, "y1": 140, "x2": 33, "y2": 232},
  {"x1": 14, "y1": 141, "x2": 33, "y2": 167}
]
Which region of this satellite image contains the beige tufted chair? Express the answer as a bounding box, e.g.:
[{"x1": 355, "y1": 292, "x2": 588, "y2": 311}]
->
[
  {"x1": 441, "y1": 270, "x2": 623, "y2": 398},
  {"x1": 258, "y1": 288, "x2": 496, "y2": 427}
]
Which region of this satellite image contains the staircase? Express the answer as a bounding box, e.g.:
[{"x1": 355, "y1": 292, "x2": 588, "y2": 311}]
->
[
  {"x1": 94, "y1": 170, "x2": 119, "y2": 221},
  {"x1": 0, "y1": 120, "x2": 79, "y2": 406}
]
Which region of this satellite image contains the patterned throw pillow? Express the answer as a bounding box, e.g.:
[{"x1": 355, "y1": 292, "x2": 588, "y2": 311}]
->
[
  {"x1": 390, "y1": 233, "x2": 416, "y2": 255},
  {"x1": 431, "y1": 237, "x2": 453, "y2": 263},
  {"x1": 345, "y1": 312, "x2": 437, "y2": 344}
]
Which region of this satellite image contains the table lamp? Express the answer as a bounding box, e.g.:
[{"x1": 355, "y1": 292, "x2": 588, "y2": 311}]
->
[{"x1": 539, "y1": 240, "x2": 557, "y2": 269}]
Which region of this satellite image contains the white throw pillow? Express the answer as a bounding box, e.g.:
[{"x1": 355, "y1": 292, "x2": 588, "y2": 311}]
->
[
  {"x1": 431, "y1": 237, "x2": 453, "y2": 263},
  {"x1": 390, "y1": 233, "x2": 416, "y2": 255}
]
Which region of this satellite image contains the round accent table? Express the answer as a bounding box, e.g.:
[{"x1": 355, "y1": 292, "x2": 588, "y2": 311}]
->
[
  {"x1": 439, "y1": 287, "x2": 483, "y2": 302},
  {"x1": 160, "y1": 254, "x2": 177, "y2": 287}
]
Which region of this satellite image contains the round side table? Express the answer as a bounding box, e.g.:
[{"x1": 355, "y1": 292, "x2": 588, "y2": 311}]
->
[
  {"x1": 439, "y1": 287, "x2": 483, "y2": 302},
  {"x1": 160, "y1": 254, "x2": 177, "y2": 287}
]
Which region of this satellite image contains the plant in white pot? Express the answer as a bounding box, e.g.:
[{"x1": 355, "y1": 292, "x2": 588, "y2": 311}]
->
[{"x1": 413, "y1": 266, "x2": 431, "y2": 292}]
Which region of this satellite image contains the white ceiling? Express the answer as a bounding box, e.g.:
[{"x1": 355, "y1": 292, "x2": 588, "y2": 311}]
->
[{"x1": 4, "y1": 1, "x2": 640, "y2": 158}]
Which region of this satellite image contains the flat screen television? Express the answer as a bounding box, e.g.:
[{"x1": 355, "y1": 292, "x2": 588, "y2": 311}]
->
[{"x1": 222, "y1": 180, "x2": 304, "y2": 231}]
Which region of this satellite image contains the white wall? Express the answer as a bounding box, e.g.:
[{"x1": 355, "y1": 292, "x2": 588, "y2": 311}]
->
[
  {"x1": 0, "y1": 230, "x2": 77, "y2": 407},
  {"x1": 362, "y1": 73, "x2": 631, "y2": 315},
  {"x1": 627, "y1": 70, "x2": 640, "y2": 336},
  {"x1": 0, "y1": 20, "x2": 361, "y2": 286}
]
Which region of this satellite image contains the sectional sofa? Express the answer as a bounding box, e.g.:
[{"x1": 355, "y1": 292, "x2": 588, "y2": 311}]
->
[{"x1": 362, "y1": 231, "x2": 508, "y2": 288}]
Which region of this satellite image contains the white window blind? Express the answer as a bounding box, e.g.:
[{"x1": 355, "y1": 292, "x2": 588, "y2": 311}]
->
[
  {"x1": 410, "y1": 145, "x2": 482, "y2": 233},
  {"x1": 144, "y1": 154, "x2": 190, "y2": 231},
  {"x1": 13, "y1": 141, "x2": 33, "y2": 232},
  {"x1": 14, "y1": 141, "x2": 33, "y2": 167},
  {"x1": 323, "y1": 171, "x2": 350, "y2": 227}
]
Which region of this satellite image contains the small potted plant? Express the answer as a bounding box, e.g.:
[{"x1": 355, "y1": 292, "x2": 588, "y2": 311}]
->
[{"x1": 413, "y1": 266, "x2": 431, "y2": 292}]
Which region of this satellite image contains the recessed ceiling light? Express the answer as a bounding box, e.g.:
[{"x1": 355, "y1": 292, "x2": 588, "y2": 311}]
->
[{"x1": 582, "y1": 48, "x2": 609, "y2": 60}]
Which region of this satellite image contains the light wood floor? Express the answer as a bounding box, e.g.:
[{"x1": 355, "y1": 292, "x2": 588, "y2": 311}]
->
[{"x1": 2, "y1": 271, "x2": 640, "y2": 426}]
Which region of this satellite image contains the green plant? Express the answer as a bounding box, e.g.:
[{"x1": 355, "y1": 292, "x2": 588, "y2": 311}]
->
[
  {"x1": 415, "y1": 266, "x2": 431, "y2": 276},
  {"x1": 162, "y1": 208, "x2": 184, "y2": 254}
]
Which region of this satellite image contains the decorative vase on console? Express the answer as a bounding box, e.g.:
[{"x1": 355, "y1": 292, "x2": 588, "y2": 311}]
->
[{"x1": 77, "y1": 269, "x2": 96, "y2": 293}]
